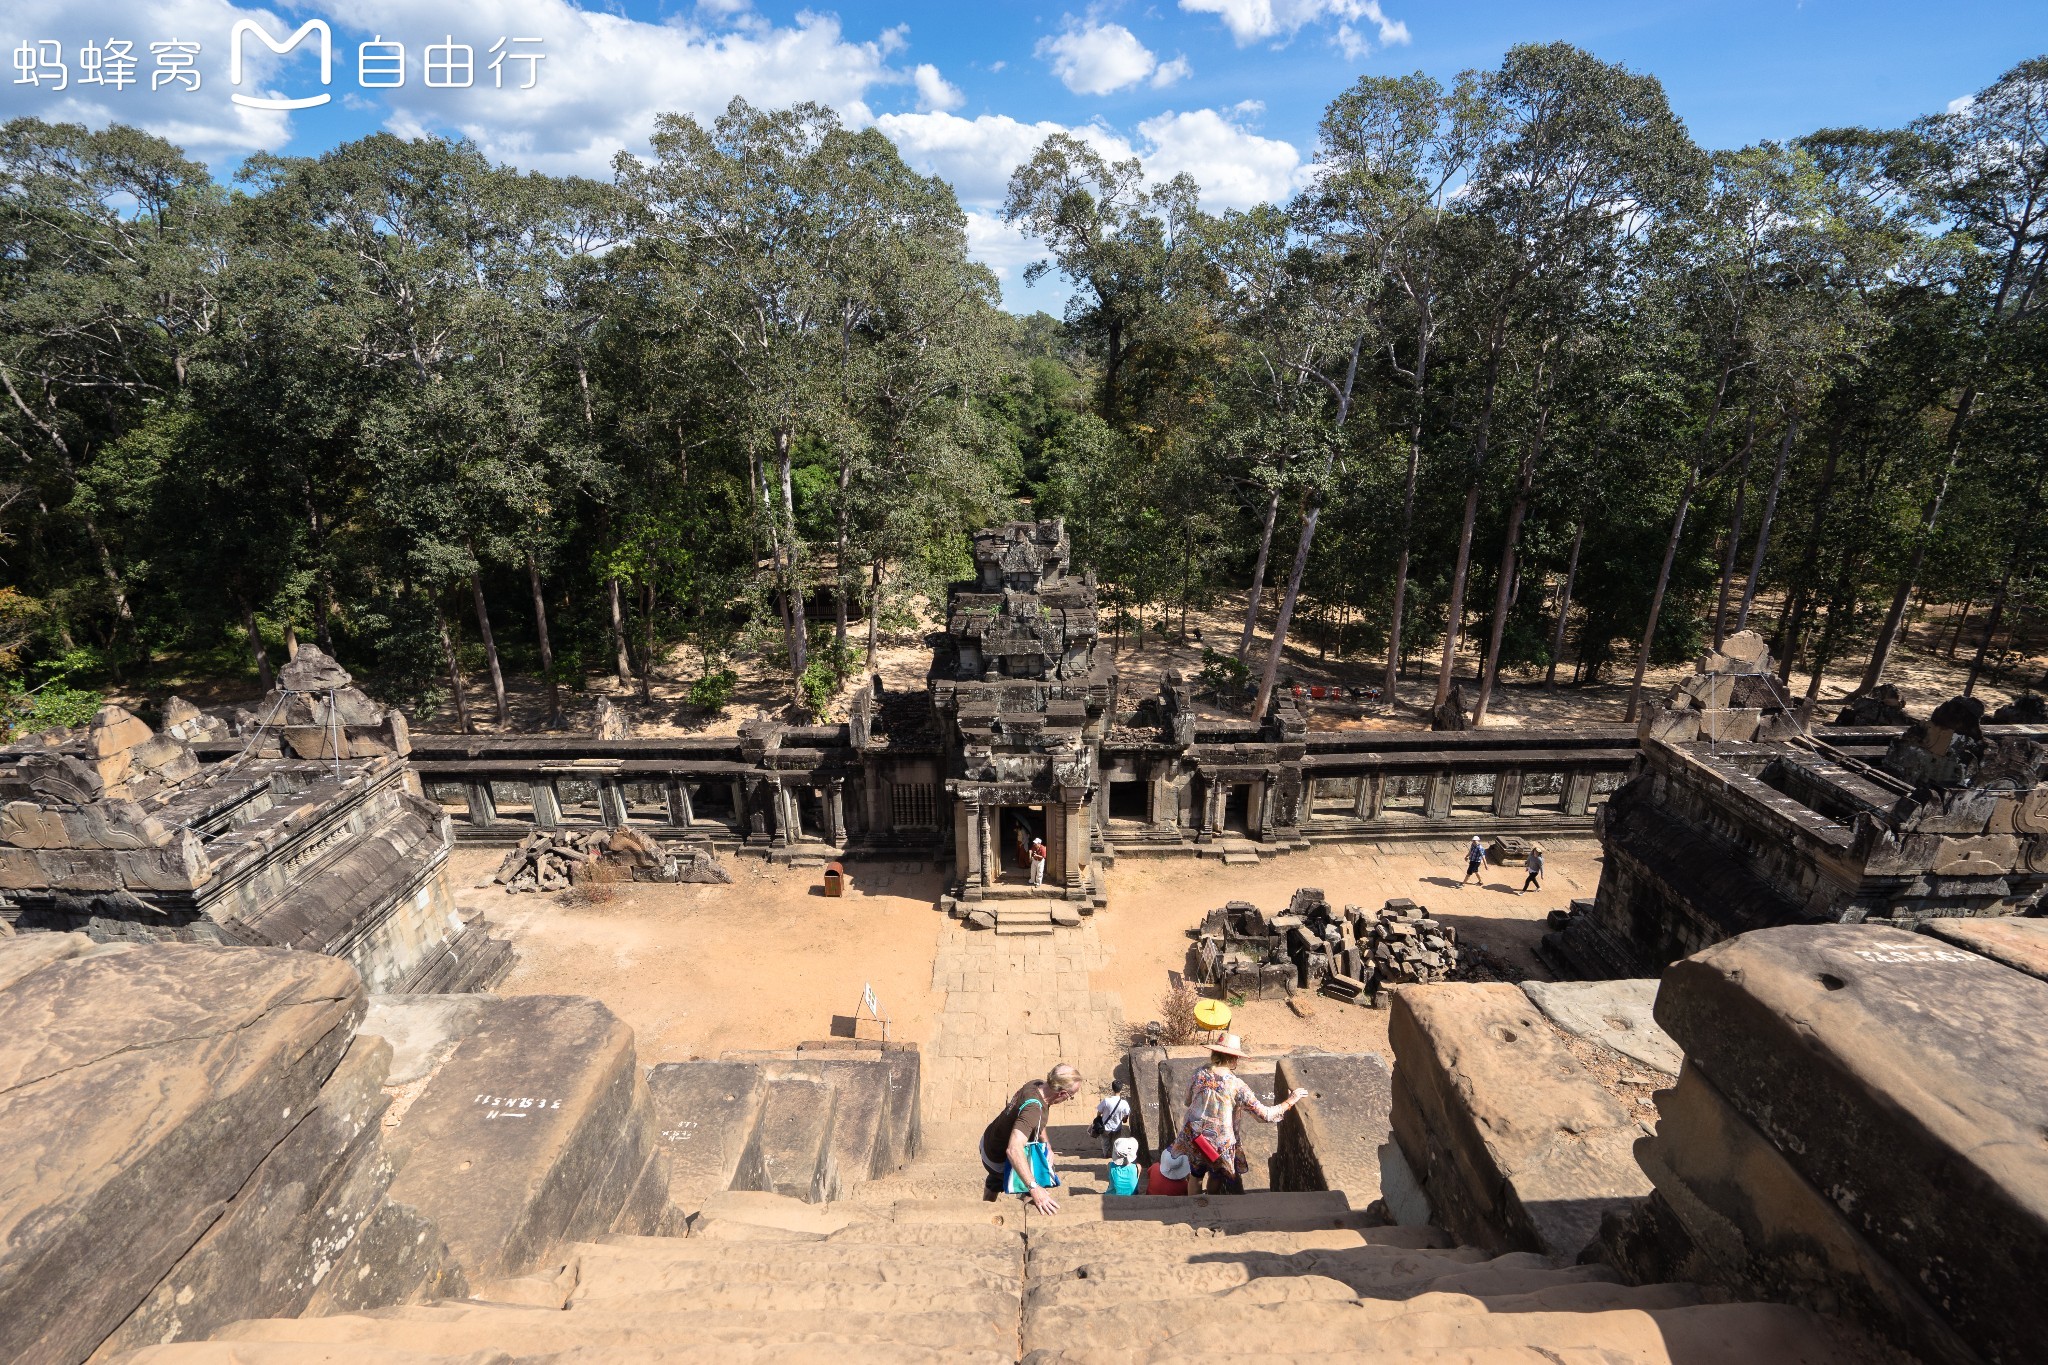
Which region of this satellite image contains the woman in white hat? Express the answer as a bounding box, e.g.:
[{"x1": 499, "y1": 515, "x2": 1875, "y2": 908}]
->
[{"x1": 1166, "y1": 1033, "x2": 1309, "y2": 1194}]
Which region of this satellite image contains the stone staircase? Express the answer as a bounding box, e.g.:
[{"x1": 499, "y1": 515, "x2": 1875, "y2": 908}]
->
[{"x1": 109, "y1": 1142, "x2": 1880, "y2": 1364}]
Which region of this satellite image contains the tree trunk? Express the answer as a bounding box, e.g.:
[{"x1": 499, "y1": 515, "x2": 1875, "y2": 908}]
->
[
  {"x1": 608, "y1": 577, "x2": 634, "y2": 689},
  {"x1": 470, "y1": 571, "x2": 509, "y2": 728},
  {"x1": 1434, "y1": 479, "x2": 1484, "y2": 707},
  {"x1": 778, "y1": 426, "x2": 808, "y2": 681},
  {"x1": 1776, "y1": 415, "x2": 1846, "y2": 681},
  {"x1": 1473, "y1": 388, "x2": 1551, "y2": 726},
  {"x1": 639, "y1": 581, "x2": 656, "y2": 704},
  {"x1": 1545, "y1": 520, "x2": 1583, "y2": 689},
  {"x1": 1253, "y1": 498, "x2": 1321, "y2": 722},
  {"x1": 1736, "y1": 415, "x2": 1796, "y2": 632},
  {"x1": 1965, "y1": 571, "x2": 2016, "y2": 698},
  {"x1": 282, "y1": 621, "x2": 299, "y2": 660},
  {"x1": 1239, "y1": 475, "x2": 1282, "y2": 661},
  {"x1": 240, "y1": 603, "x2": 273, "y2": 692},
  {"x1": 1966, "y1": 481, "x2": 2043, "y2": 695},
  {"x1": 1948, "y1": 596, "x2": 1975, "y2": 659},
  {"x1": 304, "y1": 490, "x2": 337, "y2": 656},
  {"x1": 1383, "y1": 284, "x2": 1432, "y2": 709},
  {"x1": 1858, "y1": 387, "x2": 1977, "y2": 693},
  {"x1": 1434, "y1": 338, "x2": 1506, "y2": 708},
  {"x1": 528, "y1": 552, "x2": 563, "y2": 729},
  {"x1": 1625, "y1": 466, "x2": 1700, "y2": 723},
  {"x1": 1251, "y1": 333, "x2": 1366, "y2": 722},
  {"x1": 438, "y1": 610, "x2": 472, "y2": 734},
  {"x1": 866, "y1": 559, "x2": 882, "y2": 671},
  {"x1": 835, "y1": 451, "x2": 852, "y2": 652},
  {"x1": 1712, "y1": 407, "x2": 1757, "y2": 648}
]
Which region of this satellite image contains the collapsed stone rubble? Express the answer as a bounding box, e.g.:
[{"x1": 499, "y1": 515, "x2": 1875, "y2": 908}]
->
[
  {"x1": 1550, "y1": 629, "x2": 2048, "y2": 979},
  {"x1": 1190, "y1": 888, "x2": 1463, "y2": 1004},
  {"x1": 0, "y1": 647, "x2": 507, "y2": 994},
  {"x1": 491, "y1": 825, "x2": 731, "y2": 892}
]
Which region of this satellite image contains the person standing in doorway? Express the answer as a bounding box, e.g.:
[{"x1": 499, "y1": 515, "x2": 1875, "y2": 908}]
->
[
  {"x1": 1462, "y1": 835, "x2": 1486, "y2": 885},
  {"x1": 1521, "y1": 845, "x2": 1545, "y2": 894},
  {"x1": 1029, "y1": 837, "x2": 1047, "y2": 887}
]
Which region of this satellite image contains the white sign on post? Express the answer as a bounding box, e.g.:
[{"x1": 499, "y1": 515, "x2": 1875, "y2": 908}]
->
[{"x1": 860, "y1": 982, "x2": 882, "y2": 1019}]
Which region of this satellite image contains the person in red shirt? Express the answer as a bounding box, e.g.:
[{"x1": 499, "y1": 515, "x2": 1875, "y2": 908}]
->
[{"x1": 1145, "y1": 1144, "x2": 1192, "y2": 1195}]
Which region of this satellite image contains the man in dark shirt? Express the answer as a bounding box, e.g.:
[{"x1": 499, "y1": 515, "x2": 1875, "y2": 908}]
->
[{"x1": 980, "y1": 1062, "x2": 1081, "y2": 1213}]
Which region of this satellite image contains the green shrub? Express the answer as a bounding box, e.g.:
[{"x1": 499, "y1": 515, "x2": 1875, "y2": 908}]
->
[
  {"x1": 1197, "y1": 647, "x2": 1250, "y2": 695},
  {"x1": 4, "y1": 684, "x2": 104, "y2": 740},
  {"x1": 687, "y1": 669, "x2": 738, "y2": 714}
]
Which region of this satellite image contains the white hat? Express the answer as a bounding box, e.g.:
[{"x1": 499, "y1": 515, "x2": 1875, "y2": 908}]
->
[
  {"x1": 1159, "y1": 1147, "x2": 1192, "y2": 1181},
  {"x1": 1207, "y1": 1032, "x2": 1249, "y2": 1060},
  {"x1": 1111, "y1": 1136, "x2": 1139, "y2": 1165}
]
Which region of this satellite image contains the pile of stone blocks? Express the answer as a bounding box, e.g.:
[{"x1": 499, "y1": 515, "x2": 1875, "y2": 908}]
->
[
  {"x1": 1600, "y1": 923, "x2": 2048, "y2": 1365},
  {"x1": 491, "y1": 826, "x2": 730, "y2": 892},
  {"x1": 1351, "y1": 897, "x2": 1459, "y2": 990},
  {"x1": 0, "y1": 937, "x2": 668, "y2": 1365},
  {"x1": 1639, "y1": 629, "x2": 1804, "y2": 744}
]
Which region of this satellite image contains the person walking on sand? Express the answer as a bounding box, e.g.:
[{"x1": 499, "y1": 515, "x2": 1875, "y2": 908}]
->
[
  {"x1": 1166, "y1": 1034, "x2": 1308, "y2": 1195},
  {"x1": 980, "y1": 1062, "x2": 1081, "y2": 1214},
  {"x1": 1521, "y1": 845, "x2": 1545, "y2": 894},
  {"x1": 1029, "y1": 837, "x2": 1047, "y2": 887},
  {"x1": 1462, "y1": 835, "x2": 1486, "y2": 886}
]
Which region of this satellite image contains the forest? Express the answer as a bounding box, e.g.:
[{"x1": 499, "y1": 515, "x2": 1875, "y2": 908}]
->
[{"x1": 1, "y1": 44, "x2": 2043, "y2": 735}]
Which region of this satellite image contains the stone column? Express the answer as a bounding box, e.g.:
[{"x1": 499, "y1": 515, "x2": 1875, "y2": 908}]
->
[
  {"x1": 747, "y1": 779, "x2": 769, "y2": 843},
  {"x1": 1564, "y1": 770, "x2": 1595, "y2": 817},
  {"x1": 1493, "y1": 768, "x2": 1524, "y2": 819},
  {"x1": 1359, "y1": 772, "x2": 1384, "y2": 819},
  {"x1": 466, "y1": 781, "x2": 497, "y2": 829},
  {"x1": 597, "y1": 779, "x2": 629, "y2": 828},
  {"x1": 1063, "y1": 796, "x2": 1087, "y2": 895},
  {"x1": 1424, "y1": 772, "x2": 1453, "y2": 820},
  {"x1": 979, "y1": 802, "x2": 997, "y2": 889},
  {"x1": 865, "y1": 764, "x2": 885, "y2": 834},
  {"x1": 771, "y1": 783, "x2": 793, "y2": 846},
  {"x1": 1257, "y1": 773, "x2": 1277, "y2": 842},
  {"x1": 666, "y1": 779, "x2": 693, "y2": 828},
  {"x1": 1196, "y1": 774, "x2": 1218, "y2": 844},
  {"x1": 828, "y1": 778, "x2": 846, "y2": 846},
  {"x1": 532, "y1": 779, "x2": 562, "y2": 829},
  {"x1": 957, "y1": 794, "x2": 982, "y2": 894}
]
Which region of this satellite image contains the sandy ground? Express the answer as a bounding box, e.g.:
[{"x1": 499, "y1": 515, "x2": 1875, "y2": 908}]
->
[
  {"x1": 451, "y1": 848, "x2": 950, "y2": 1063},
  {"x1": 455, "y1": 839, "x2": 1597, "y2": 1070}
]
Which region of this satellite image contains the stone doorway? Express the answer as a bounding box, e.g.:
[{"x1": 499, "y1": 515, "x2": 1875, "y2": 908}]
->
[
  {"x1": 998, "y1": 805, "x2": 1045, "y2": 883},
  {"x1": 1222, "y1": 784, "x2": 1251, "y2": 835}
]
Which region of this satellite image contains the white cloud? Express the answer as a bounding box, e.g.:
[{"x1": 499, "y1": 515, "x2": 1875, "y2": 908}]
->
[
  {"x1": 912, "y1": 62, "x2": 964, "y2": 112},
  {"x1": 1036, "y1": 19, "x2": 1175, "y2": 96},
  {"x1": 1136, "y1": 107, "x2": 1311, "y2": 208},
  {"x1": 877, "y1": 110, "x2": 1136, "y2": 204},
  {"x1": 1179, "y1": 0, "x2": 1410, "y2": 54},
  {"x1": 1151, "y1": 56, "x2": 1193, "y2": 89}
]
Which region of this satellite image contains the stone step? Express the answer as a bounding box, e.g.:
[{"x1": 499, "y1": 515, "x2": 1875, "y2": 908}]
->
[
  {"x1": 1020, "y1": 1189, "x2": 1376, "y2": 1231},
  {"x1": 1026, "y1": 1259, "x2": 1661, "y2": 1313},
  {"x1": 1221, "y1": 850, "x2": 1261, "y2": 865},
  {"x1": 571, "y1": 1237, "x2": 1023, "y2": 1281},
  {"x1": 1025, "y1": 1240, "x2": 1497, "y2": 1291},
  {"x1": 1023, "y1": 1223, "x2": 1456, "y2": 1255},
  {"x1": 528, "y1": 1281, "x2": 1022, "y2": 1320},
  {"x1": 1020, "y1": 1299, "x2": 1868, "y2": 1362},
  {"x1": 209, "y1": 1302, "x2": 1017, "y2": 1355},
  {"x1": 567, "y1": 1251, "x2": 1022, "y2": 1298},
  {"x1": 122, "y1": 1344, "x2": 1010, "y2": 1365}
]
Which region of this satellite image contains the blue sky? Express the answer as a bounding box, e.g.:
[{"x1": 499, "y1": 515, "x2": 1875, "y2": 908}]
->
[{"x1": 5, "y1": 1, "x2": 2043, "y2": 309}]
